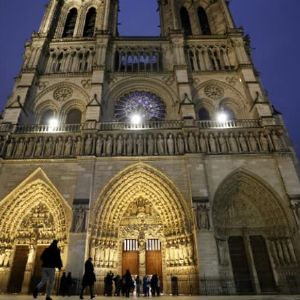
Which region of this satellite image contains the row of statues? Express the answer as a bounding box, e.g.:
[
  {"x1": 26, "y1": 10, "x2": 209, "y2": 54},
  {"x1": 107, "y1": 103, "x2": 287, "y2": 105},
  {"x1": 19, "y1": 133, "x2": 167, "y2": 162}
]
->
[
  {"x1": 165, "y1": 242, "x2": 194, "y2": 267},
  {"x1": 269, "y1": 238, "x2": 297, "y2": 266},
  {"x1": 90, "y1": 239, "x2": 118, "y2": 268},
  {"x1": 0, "y1": 130, "x2": 286, "y2": 159}
]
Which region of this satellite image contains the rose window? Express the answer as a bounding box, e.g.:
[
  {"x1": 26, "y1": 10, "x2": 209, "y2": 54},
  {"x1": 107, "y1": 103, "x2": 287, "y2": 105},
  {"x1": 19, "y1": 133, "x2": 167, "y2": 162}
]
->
[{"x1": 114, "y1": 91, "x2": 166, "y2": 122}]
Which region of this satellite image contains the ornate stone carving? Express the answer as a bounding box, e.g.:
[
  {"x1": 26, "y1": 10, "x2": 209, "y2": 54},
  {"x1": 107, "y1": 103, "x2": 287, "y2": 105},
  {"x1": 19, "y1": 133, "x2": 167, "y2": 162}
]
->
[
  {"x1": 53, "y1": 86, "x2": 73, "y2": 101},
  {"x1": 195, "y1": 203, "x2": 210, "y2": 231},
  {"x1": 204, "y1": 84, "x2": 224, "y2": 100}
]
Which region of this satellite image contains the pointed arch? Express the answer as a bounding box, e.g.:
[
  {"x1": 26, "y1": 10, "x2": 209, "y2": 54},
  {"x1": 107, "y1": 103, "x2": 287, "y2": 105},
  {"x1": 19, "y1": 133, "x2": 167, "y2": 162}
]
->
[
  {"x1": 180, "y1": 7, "x2": 192, "y2": 36},
  {"x1": 63, "y1": 8, "x2": 78, "y2": 38},
  {"x1": 91, "y1": 163, "x2": 192, "y2": 236},
  {"x1": 197, "y1": 6, "x2": 211, "y2": 35},
  {"x1": 0, "y1": 168, "x2": 72, "y2": 245},
  {"x1": 83, "y1": 7, "x2": 97, "y2": 37},
  {"x1": 212, "y1": 168, "x2": 290, "y2": 234}
]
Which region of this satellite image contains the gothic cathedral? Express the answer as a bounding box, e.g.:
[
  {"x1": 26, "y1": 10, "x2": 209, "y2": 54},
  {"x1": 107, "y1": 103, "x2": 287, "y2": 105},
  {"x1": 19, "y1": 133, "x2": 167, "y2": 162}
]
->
[{"x1": 0, "y1": 0, "x2": 299, "y2": 295}]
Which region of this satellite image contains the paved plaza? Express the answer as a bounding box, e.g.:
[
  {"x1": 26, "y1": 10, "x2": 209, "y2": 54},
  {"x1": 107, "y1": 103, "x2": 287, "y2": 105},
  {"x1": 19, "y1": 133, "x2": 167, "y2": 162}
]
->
[{"x1": 0, "y1": 296, "x2": 300, "y2": 300}]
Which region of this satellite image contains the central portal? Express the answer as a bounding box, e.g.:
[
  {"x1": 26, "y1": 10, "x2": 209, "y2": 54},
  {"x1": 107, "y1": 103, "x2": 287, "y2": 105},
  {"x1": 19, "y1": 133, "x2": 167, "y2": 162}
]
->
[{"x1": 90, "y1": 163, "x2": 199, "y2": 294}]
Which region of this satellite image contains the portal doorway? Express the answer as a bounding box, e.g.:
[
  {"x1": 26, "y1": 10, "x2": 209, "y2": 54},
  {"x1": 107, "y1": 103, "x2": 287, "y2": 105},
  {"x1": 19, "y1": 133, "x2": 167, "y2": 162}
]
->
[
  {"x1": 7, "y1": 245, "x2": 29, "y2": 293},
  {"x1": 228, "y1": 235, "x2": 276, "y2": 294}
]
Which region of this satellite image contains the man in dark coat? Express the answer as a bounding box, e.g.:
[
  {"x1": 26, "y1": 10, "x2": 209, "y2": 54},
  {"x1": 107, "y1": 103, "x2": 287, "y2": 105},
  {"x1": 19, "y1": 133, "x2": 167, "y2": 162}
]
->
[
  {"x1": 80, "y1": 257, "x2": 96, "y2": 299},
  {"x1": 33, "y1": 240, "x2": 63, "y2": 300}
]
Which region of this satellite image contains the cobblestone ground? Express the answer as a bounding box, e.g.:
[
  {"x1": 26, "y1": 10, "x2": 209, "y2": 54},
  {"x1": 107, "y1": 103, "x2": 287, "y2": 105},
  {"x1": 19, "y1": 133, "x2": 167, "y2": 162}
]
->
[{"x1": 0, "y1": 296, "x2": 300, "y2": 300}]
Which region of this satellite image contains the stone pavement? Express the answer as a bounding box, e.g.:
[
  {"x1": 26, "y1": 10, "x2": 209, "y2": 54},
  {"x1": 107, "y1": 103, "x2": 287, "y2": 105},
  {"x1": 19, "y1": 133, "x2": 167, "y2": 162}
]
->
[{"x1": 0, "y1": 296, "x2": 300, "y2": 300}]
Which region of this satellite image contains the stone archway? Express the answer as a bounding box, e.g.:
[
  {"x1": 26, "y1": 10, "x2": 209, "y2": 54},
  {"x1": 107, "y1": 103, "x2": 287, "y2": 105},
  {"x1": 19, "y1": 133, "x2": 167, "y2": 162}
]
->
[
  {"x1": 90, "y1": 162, "x2": 198, "y2": 294},
  {"x1": 212, "y1": 169, "x2": 296, "y2": 294},
  {"x1": 0, "y1": 168, "x2": 72, "y2": 293}
]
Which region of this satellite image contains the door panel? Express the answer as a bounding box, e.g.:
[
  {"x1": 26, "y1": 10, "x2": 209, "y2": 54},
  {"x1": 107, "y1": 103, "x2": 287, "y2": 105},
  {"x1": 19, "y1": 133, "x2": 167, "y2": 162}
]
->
[
  {"x1": 146, "y1": 250, "x2": 162, "y2": 291},
  {"x1": 7, "y1": 245, "x2": 29, "y2": 293},
  {"x1": 29, "y1": 246, "x2": 47, "y2": 292},
  {"x1": 122, "y1": 251, "x2": 139, "y2": 275},
  {"x1": 228, "y1": 236, "x2": 253, "y2": 294},
  {"x1": 250, "y1": 236, "x2": 275, "y2": 293}
]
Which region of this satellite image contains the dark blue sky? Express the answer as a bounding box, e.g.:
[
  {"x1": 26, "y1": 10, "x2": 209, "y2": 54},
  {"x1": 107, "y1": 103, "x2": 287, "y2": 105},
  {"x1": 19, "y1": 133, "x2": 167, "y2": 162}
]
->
[{"x1": 0, "y1": 0, "x2": 299, "y2": 157}]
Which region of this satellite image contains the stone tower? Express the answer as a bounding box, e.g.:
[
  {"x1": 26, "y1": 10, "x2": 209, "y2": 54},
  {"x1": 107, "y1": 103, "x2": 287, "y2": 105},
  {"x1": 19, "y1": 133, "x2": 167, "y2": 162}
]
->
[{"x1": 0, "y1": 0, "x2": 299, "y2": 295}]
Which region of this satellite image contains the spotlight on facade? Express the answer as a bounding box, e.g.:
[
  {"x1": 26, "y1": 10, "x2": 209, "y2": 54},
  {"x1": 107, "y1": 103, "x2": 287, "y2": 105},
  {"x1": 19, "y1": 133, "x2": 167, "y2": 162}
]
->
[
  {"x1": 130, "y1": 114, "x2": 142, "y2": 125},
  {"x1": 48, "y1": 118, "x2": 59, "y2": 131},
  {"x1": 216, "y1": 111, "x2": 228, "y2": 123}
]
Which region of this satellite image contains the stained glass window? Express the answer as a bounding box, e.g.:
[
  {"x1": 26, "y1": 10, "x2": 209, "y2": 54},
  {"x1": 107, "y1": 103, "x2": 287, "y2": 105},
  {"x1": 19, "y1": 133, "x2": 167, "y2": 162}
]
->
[{"x1": 114, "y1": 91, "x2": 166, "y2": 122}]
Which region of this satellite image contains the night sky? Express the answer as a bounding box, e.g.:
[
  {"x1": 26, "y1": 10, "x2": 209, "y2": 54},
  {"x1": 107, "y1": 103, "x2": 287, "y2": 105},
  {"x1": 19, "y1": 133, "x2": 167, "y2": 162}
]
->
[{"x1": 0, "y1": 0, "x2": 299, "y2": 158}]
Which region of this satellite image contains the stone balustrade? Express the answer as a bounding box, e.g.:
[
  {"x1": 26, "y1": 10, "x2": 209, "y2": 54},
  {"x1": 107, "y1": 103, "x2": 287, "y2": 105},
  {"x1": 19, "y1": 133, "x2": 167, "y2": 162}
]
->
[{"x1": 0, "y1": 120, "x2": 288, "y2": 160}]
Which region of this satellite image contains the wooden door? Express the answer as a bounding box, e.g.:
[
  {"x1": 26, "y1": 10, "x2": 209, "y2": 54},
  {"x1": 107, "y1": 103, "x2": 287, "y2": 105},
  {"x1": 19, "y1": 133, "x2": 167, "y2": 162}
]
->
[
  {"x1": 7, "y1": 245, "x2": 29, "y2": 293},
  {"x1": 250, "y1": 236, "x2": 275, "y2": 293},
  {"x1": 122, "y1": 251, "x2": 139, "y2": 275},
  {"x1": 146, "y1": 251, "x2": 162, "y2": 277},
  {"x1": 146, "y1": 239, "x2": 162, "y2": 291},
  {"x1": 228, "y1": 236, "x2": 253, "y2": 294},
  {"x1": 29, "y1": 246, "x2": 47, "y2": 292}
]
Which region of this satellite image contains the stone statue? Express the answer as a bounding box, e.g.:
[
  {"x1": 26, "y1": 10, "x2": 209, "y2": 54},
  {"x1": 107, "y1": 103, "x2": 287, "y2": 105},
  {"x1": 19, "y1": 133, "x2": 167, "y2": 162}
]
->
[
  {"x1": 167, "y1": 134, "x2": 175, "y2": 155},
  {"x1": 3, "y1": 249, "x2": 11, "y2": 267},
  {"x1": 73, "y1": 207, "x2": 86, "y2": 233},
  {"x1": 228, "y1": 133, "x2": 238, "y2": 153},
  {"x1": 55, "y1": 137, "x2": 64, "y2": 156},
  {"x1": 96, "y1": 136, "x2": 103, "y2": 156},
  {"x1": 105, "y1": 136, "x2": 113, "y2": 156},
  {"x1": 157, "y1": 134, "x2": 165, "y2": 155},
  {"x1": 217, "y1": 239, "x2": 228, "y2": 265},
  {"x1": 147, "y1": 134, "x2": 154, "y2": 155},
  {"x1": 259, "y1": 132, "x2": 269, "y2": 152},
  {"x1": 208, "y1": 134, "x2": 217, "y2": 153},
  {"x1": 34, "y1": 137, "x2": 44, "y2": 157},
  {"x1": 84, "y1": 134, "x2": 93, "y2": 155},
  {"x1": 137, "y1": 134, "x2": 144, "y2": 156},
  {"x1": 177, "y1": 134, "x2": 185, "y2": 155},
  {"x1": 188, "y1": 133, "x2": 196, "y2": 153},
  {"x1": 248, "y1": 132, "x2": 258, "y2": 152},
  {"x1": 44, "y1": 137, "x2": 53, "y2": 157},
  {"x1": 116, "y1": 135, "x2": 123, "y2": 155},
  {"x1": 238, "y1": 133, "x2": 248, "y2": 152},
  {"x1": 74, "y1": 136, "x2": 82, "y2": 156},
  {"x1": 219, "y1": 133, "x2": 227, "y2": 153},
  {"x1": 0, "y1": 136, "x2": 5, "y2": 155},
  {"x1": 64, "y1": 136, "x2": 73, "y2": 156},
  {"x1": 196, "y1": 204, "x2": 210, "y2": 230},
  {"x1": 6, "y1": 139, "x2": 14, "y2": 158},
  {"x1": 126, "y1": 135, "x2": 133, "y2": 155},
  {"x1": 271, "y1": 131, "x2": 283, "y2": 151},
  {"x1": 199, "y1": 134, "x2": 207, "y2": 153},
  {"x1": 24, "y1": 137, "x2": 34, "y2": 157},
  {"x1": 15, "y1": 138, "x2": 25, "y2": 158}
]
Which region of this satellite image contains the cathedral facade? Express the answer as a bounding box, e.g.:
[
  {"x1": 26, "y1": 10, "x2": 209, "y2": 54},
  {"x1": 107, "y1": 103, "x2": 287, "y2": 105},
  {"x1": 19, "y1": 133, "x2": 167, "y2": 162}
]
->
[{"x1": 0, "y1": 0, "x2": 300, "y2": 295}]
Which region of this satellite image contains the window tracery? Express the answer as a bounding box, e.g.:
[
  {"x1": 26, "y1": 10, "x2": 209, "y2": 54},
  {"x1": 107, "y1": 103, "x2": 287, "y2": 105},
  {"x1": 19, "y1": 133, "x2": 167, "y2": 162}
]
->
[{"x1": 114, "y1": 91, "x2": 166, "y2": 122}]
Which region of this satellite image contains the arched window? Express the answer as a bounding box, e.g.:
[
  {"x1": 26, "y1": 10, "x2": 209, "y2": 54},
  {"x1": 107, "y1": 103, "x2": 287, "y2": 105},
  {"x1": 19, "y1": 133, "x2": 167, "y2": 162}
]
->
[
  {"x1": 180, "y1": 7, "x2": 192, "y2": 36},
  {"x1": 66, "y1": 109, "x2": 82, "y2": 124},
  {"x1": 198, "y1": 107, "x2": 210, "y2": 120},
  {"x1": 63, "y1": 8, "x2": 78, "y2": 38},
  {"x1": 40, "y1": 110, "x2": 54, "y2": 125},
  {"x1": 198, "y1": 7, "x2": 211, "y2": 35},
  {"x1": 83, "y1": 7, "x2": 96, "y2": 37},
  {"x1": 222, "y1": 106, "x2": 236, "y2": 120}
]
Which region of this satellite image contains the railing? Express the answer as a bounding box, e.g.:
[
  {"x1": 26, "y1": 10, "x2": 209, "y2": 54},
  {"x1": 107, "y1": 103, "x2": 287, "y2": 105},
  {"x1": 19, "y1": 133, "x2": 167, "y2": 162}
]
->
[
  {"x1": 197, "y1": 119, "x2": 261, "y2": 129},
  {"x1": 15, "y1": 123, "x2": 82, "y2": 133},
  {"x1": 9, "y1": 120, "x2": 261, "y2": 134}
]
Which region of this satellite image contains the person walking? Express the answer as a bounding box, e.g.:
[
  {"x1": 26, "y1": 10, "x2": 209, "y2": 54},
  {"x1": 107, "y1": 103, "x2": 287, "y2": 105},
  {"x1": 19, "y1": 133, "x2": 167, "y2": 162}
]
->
[
  {"x1": 80, "y1": 257, "x2": 96, "y2": 299},
  {"x1": 33, "y1": 240, "x2": 63, "y2": 300}
]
